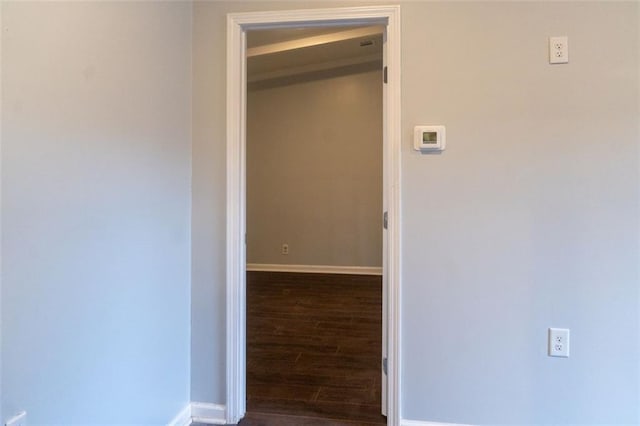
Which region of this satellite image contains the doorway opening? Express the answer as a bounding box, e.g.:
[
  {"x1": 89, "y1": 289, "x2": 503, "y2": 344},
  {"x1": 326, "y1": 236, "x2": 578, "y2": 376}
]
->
[
  {"x1": 226, "y1": 6, "x2": 401, "y2": 426},
  {"x1": 244, "y1": 24, "x2": 385, "y2": 425}
]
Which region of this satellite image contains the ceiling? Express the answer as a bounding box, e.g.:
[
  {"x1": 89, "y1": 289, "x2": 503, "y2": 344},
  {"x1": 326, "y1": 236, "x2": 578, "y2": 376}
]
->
[{"x1": 246, "y1": 25, "x2": 384, "y2": 82}]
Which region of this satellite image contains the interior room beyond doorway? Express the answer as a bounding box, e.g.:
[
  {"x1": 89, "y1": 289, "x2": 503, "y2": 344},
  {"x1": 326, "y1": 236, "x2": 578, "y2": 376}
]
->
[{"x1": 243, "y1": 24, "x2": 385, "y2": 425}]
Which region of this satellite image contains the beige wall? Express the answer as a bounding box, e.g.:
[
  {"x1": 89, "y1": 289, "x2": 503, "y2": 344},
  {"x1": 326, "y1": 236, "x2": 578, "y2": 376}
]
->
[
  {"x1": 246, "y1": 68, "x2": 383, "y2": 267},
  {"x1": 192, "y1": 1, "x2": 640, "y2": 424}
]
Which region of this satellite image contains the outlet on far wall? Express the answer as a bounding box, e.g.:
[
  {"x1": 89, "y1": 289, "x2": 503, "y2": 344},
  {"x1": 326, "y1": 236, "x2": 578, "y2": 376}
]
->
[
  {"x1": 281, "y1": 243, "x2": 289, "y2": 255},
  {"x1": 549, "y1": 36, "x2": 569, "y2": 64}
]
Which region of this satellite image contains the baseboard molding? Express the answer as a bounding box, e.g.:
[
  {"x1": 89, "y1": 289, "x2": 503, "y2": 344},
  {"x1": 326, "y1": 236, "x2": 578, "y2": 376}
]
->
[
  {"x1": 190, "y1": 402, "x2": 226, "y2": 424},
  {"x1": 247, "y1": 263, "x2": 383, "y2": 276},
  {"x1": 170, "y1": 405, "x2": 474, "y2": 426},
  {"x1": 401, "y1": 419, "x2": 475, "y2": 426},
  {"x1": 167, "y1": 404, "x2": 191, "y2": 426}
]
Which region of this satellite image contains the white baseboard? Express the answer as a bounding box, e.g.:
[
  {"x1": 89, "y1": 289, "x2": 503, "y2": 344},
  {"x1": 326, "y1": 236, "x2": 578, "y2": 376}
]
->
[
  {"x1": 247, "y1": 263, "x2": 382, "y2": 276},
  {"x1": 171, "y1": 405, "x2": 473, "y2": 426},
  {"x1": 191, "y1": 402, "x2": 226, "y2": 424},
  {"x1": 167, "y1": 404, "x2": 191, "y2": 426},
  {"x1": 401, "y1": 420, "x2": 475, "y2": 426}
]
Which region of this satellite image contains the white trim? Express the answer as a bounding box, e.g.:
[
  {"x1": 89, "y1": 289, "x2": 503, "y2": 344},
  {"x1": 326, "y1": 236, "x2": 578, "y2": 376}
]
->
[
  {"x1": 227, "y1": 5, "x2": 402, "y2": 426},
  {"x1": 167, "y1": 404, "x2": 191, "y2": 426},
  {"x1": 401, "y1": 420, "x2": 475, "y2": 426},
  {"x1": 226, "y1": 10, "x2": 247, "y2": 425},
  {"x1": 0, "y1": 3, "x2": 4, "y2": 423},
  {"x1": 247, "y1": 263, "x2": 382, "y2": 276},
  {"x1": 382, "y1": 7, "x2": 402, "y2": 424},
  {"x1": 191, "y1": 402, "x2": 227, "y2": 425}
]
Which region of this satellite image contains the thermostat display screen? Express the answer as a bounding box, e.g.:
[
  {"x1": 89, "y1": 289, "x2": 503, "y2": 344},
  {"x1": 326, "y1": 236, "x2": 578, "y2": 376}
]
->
[{"x1": 423, "y1": 132, "x2": 438, "y2": 144}]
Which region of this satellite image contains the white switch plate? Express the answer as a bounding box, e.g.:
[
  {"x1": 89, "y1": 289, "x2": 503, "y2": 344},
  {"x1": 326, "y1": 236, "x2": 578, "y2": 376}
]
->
[
  {"x1": 548, "y1": 328, "x2": 570, "y2": 357},
  {"x1": 5, "y1": 411, "x2": 26, "y2": 426},
  {"x1": 549, "y1": 36, "x2": 569, "y2": 64}
]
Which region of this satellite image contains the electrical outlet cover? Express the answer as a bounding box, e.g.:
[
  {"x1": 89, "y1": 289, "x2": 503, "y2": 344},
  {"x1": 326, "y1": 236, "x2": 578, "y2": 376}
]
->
[
  {"x1": 548, "y1": 328, "x2": 570, "y2": 357},
  {"x1": 5, "y1": 411, "x2": 27, "y2": 426},
  {"x1": 549, "y1": 36, "x2": 569, "y2": 64}
]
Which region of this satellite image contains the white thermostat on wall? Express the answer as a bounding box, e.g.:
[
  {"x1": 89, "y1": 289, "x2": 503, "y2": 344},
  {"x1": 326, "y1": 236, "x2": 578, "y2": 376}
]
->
[{"x1": 414, "y1": 125, "x2": 446, "y2": 152}]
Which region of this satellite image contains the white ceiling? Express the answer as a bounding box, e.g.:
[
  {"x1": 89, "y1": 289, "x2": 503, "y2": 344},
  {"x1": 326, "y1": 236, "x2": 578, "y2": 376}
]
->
[
  {"x1": 247, "y1": 25, "x2": 384, "y2": 82},
  {"x1": 247, "y1": 26, "x2": 365, "y2": 48}
]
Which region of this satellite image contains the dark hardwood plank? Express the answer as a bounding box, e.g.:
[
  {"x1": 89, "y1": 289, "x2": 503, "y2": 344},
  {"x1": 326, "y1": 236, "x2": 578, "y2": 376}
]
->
[
  {"x1": 246, "y1": 398, "x2": 386, "y2": 424},
  {"x1": 235, "y1": 411, "x2": 385, "y2": 426},
  {"x1": 246, "y1": 271, "x2": 385, "y2": 425}
]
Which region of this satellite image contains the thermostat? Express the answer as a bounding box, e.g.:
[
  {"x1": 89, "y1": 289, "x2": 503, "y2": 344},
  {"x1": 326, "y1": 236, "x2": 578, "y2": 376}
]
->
[{"x1": 414, "y1": 125, "x2": 445, "y2": 152}]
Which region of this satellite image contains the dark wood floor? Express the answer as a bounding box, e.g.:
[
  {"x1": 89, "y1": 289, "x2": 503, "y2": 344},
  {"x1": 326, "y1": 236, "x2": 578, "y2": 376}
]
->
[{"x1": 240, "y1": 271, "x2": 386, "y2": 425}]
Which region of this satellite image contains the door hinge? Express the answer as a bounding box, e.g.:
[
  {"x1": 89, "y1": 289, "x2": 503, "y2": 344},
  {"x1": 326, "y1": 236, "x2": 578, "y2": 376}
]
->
[
  {"x1": 383, "y1": 211, "x2": 388, "y2": 230},
  {"x1": 383, "y1": 357, "x2": 388, "y2": 375},
  {"x1": 383, "y1": 66, "x2": 388, "y2": 84}
]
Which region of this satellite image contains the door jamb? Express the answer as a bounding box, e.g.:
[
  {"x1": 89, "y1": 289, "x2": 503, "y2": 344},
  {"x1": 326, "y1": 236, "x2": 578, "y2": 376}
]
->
[{"x1": 226, "y1": 6, "x2": 402, "y2": 425}]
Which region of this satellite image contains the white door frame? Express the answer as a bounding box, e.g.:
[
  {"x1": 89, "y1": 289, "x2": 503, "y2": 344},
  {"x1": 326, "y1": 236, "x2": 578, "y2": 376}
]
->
[{"x1": 226, "y1": 5, "x2": 402, "y2": 425}]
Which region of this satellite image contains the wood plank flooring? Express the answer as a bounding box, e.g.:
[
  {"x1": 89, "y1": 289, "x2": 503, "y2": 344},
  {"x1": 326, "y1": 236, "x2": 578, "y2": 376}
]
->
[{"x1": 241, "y1": 271, "x2": 386, "y2": 425}]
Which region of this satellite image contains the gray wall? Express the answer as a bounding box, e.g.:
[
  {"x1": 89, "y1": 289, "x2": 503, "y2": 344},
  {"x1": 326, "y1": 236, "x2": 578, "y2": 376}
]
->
[
  {"x1": 0, "y1": 1, "x2": 637, "y2": 424},
  {"x1": 401, "y1": 2, "x2": 638, "y2": 423},
  {"x1": 191, "y1": 1, "x2": 639, "y2": 424},
  {"x1": 1, "y1": 2, "x2": 192, "y2": 423},
  {"x1": 246, "y1": 69, "x2": 383, "y2": 267},
  {"x1": 191, "y1": 1, "x2": 227, "y2": 404}
]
